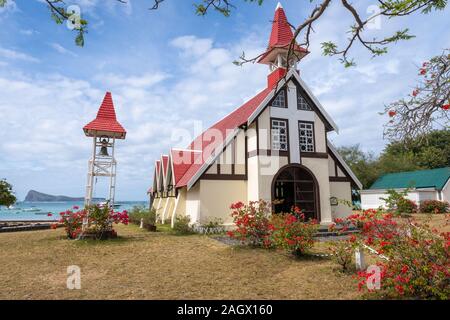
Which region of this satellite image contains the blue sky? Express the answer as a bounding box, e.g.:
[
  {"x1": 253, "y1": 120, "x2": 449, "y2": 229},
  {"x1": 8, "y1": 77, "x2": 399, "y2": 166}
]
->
[{"x1": 0, "y1": 0, "x2": 449, "y2": 201}]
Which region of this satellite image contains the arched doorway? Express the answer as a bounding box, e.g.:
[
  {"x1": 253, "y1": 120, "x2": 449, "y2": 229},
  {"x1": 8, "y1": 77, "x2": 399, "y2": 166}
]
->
[{"x1": 272, "y1": 164, "x2": 320, "y2": 221}]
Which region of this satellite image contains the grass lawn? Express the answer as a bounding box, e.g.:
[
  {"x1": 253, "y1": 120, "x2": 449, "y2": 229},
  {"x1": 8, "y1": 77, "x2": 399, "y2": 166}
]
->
[
  {"x1": 1, "y1": 213, "x2": 445, "y2": 300},
  {"x1": 0, "y1": 224, "x2": 360, "y2": 300}
]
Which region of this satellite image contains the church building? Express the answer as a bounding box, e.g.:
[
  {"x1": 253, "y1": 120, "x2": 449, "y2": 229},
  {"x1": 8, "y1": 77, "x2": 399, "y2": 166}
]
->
[{"x1": 150, "y1": 3, "x2": 362, "y2": 226}]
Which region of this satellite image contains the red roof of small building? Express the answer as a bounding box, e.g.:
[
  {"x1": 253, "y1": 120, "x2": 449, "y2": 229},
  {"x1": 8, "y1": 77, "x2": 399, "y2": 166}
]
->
[
  {"x1": 83, "y1": 92, "x2": 127, "y2": 139},
  {"x1": 161, "y1": 155, "x2": 169, "y2": 176},
  {"x1": 171, "y1": 149, "x2": 201, "y2": 185},
  {"x1": 155, "y1": 160, "x2": 161, "y2": 180}
]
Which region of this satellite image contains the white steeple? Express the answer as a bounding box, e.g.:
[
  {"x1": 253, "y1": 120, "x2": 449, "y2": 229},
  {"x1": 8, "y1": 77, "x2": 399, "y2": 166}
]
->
[{"x1": 276, "y1": 2, "x2": 283, "y2": 10}]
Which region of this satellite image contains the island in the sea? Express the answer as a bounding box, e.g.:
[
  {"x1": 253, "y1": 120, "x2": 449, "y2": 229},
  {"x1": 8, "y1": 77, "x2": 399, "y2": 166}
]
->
[{"x1": 24, "y1": 190, "x2": 105, "y2": 202}]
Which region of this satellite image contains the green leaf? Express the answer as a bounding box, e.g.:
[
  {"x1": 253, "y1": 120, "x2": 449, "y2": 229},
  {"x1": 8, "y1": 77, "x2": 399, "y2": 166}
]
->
[{"x1": 75, "y1": 32, "x2": 84, "y2": 47}]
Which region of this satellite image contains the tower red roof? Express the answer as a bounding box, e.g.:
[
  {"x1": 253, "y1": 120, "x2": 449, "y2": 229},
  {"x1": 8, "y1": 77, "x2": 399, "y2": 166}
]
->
[
  {"x1": 257, "y1": 3, "x2": 308, "y2": 64},
  {"x1": 83, "y1": 92, "x2": 127, "y2": 139}
]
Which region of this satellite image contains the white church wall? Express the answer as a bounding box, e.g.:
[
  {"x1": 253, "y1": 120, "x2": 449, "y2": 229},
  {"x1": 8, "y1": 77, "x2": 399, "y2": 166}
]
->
[{"x1": 186, "y1": 183, "x2": 201, "y2": 224}]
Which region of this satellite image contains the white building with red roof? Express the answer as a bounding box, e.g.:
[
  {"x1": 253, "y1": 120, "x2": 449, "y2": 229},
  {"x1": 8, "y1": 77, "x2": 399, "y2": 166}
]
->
[{"x1": 150, "y1": 3, "x2": 362, "y2": 226}]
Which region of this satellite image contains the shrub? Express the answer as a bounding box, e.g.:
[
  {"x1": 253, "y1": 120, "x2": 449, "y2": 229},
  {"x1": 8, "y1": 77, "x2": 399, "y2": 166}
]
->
[
  {"x1": 270, "y1": 212, "x2": 319, "y2": 256},
  {"x1": 397, "y1": 197, "x2": 417, "y2": 214},
  {"x1": 59, "y1": 207, "x2": 86, "y2": 239},
  {"x1": 58, "y1": 205, "x2": 129, "y2": 240},
  {"x1": 197, "y1": 218, "x2": 225, "y2": 234},
  {"x1": 336, "y1": 209, "x2": 449, "y2": 299},
  {"x1": 381, "y1": 189, "x2": 417, "y2": 215},
  {"x1": 173, "y1": 215, "x2": 194, "y2": 235},
  {"x1": 227, "y1": 200, "x2": 272, "y2": 247},
  {"x1": 419, "y1": 200, "x2": 449, "y2": 214},
  {"x1": 129, "y1": 206, "x2": 157, "y2": 227},
  {"x1": 329, "y1": 240, "x2": 354, "y2": 272}
]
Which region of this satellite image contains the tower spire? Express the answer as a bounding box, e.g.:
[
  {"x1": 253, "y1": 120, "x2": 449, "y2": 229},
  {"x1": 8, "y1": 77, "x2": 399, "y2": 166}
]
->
[{"x1": 258, "y1": 3, "x2": 308, "y2": 87}]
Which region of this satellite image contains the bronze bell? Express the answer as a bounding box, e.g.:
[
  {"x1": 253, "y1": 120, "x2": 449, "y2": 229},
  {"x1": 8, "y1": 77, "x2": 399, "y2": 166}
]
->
[{"x1": 99, "y1": 139, "x2": 109, "y2": 156}]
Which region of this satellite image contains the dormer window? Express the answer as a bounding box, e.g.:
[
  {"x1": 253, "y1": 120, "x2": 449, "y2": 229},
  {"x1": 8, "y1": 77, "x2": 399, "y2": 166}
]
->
[
  {"x1": 272, "y1": 90, "x2": 287, "y2": 108},
  {"x1": 297, "y1": 91, "x2": 312, "y2": 111}
]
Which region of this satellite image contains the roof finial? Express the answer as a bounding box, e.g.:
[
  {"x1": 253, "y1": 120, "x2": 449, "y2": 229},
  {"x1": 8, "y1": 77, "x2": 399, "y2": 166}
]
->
[{"x1": 276, "y1": 2, "x2": 283, "y2": 10}]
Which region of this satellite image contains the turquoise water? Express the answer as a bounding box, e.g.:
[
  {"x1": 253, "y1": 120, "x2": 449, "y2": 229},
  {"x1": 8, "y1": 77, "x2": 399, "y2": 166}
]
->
[{"x1": 0, "y1": 201, "x2": 147, "y2": 221}]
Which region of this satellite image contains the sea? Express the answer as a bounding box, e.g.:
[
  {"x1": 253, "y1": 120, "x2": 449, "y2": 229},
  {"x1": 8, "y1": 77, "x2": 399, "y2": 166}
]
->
[{"x1": 0, "y1": 201, "x2": 148, "y2": 221}]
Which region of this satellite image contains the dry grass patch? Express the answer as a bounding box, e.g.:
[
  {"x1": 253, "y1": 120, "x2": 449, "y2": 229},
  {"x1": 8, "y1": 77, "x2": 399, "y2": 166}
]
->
[{"x1": 0, "y1": 224, "x2": 362, "y2": 300}]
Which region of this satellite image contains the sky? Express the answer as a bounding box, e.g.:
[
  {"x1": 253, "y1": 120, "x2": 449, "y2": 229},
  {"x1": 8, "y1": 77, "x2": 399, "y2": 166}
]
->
[{"x1": 0, "y1": 0, "x2": 449, "y2": 201}]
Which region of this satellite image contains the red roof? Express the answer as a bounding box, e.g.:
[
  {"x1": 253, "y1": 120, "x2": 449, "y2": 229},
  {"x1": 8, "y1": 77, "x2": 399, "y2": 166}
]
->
[
  {"x1": 176, "y1": 87, "x2": 272, "y2": 187},
  {"x1": 161, "y1": 155, "x2": 169, "y2": 176},
  {"x1": 257, "y1": 4, "x2": 307, "y2": 64},
  {"x1": 171, "y1": 149, "x2": 200, "y2": 185},
  {"x1": 155, "y1": 160, "x2": 161, "y2": 182},
  {"x1": 83, "y1": 92, "x2": 126, "y2": 139}
]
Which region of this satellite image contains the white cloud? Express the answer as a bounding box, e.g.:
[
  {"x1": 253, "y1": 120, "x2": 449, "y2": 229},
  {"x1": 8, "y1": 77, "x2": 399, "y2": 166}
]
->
[
  {"x1": 0, "y1": 33, "x2": 267, "y2": 200},
  {"x1": 20, "y1": 29, "x2": 38, "y2": 36},
  {"x1": 0, "y1": 47, "x2": 39, "y2": 62},
  {"x1": 49, "y1": 43, "x2": 78, "y2": 57}
]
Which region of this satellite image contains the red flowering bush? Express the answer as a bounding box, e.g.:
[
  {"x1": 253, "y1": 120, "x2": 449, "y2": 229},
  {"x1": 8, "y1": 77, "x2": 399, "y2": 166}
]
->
[
  {"x1": 270, "y1": 211, "x2": 319, "y2": 256},
  {"x1": 419, "y1": 200, "x2": 449, "y2": 214},
  {"x1": 59, "y1": 208, "x2": 86, "y2": 239},
  {"x1": 227, "y1": 202, "x2": 319, "y2": 256},
  {"x1": 227, "y1": 200, "x2": 272, "y2": 247},
  {"x1": 59, "y1": 205, "x2": 129, "y2": 240},
  {"x1": 330, "y1": 209, "x2": 449, "y2": 299},
  {"x1": 356, "y1": 226, "x2": 449, "y2": 299}
]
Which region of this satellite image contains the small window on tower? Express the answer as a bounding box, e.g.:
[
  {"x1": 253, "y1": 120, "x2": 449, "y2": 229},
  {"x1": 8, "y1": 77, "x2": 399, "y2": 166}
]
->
[
  {"x1": 297, "y1": 90, "x2": 312, "y2": 111},
  {"x1": 272, "y1": 90, "x2": 287, "y2": 108}
]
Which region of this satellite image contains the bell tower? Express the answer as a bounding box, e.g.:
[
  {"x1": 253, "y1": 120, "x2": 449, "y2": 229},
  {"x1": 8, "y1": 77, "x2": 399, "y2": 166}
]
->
[
  {"x1": 83, "y1": 92, "x2": 126, "y2": 208},
  {"x1": 257, "y1": 2, "x2": 309, "y2": 87}
]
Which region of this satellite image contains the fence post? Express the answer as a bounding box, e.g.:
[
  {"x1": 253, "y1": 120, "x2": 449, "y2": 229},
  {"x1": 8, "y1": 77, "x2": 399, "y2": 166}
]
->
[
  {"x1": 140, "y1": 218, "x2": 144, "y2": 229},
  {"x1": 355, "y1": 247, "x2": 366, "y2": 271}
]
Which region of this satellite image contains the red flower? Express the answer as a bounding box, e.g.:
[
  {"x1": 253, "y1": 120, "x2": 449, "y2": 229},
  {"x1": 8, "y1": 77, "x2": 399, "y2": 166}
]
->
[
  {"x1": 388, "y1": 110, "x2": 396, "y2": 117},
  {"x1": 47, "y1": 213, "x2": 53, "y2": 217},
  {"x1": 419, "y1": 68, "x2": 426, "y2": 75},
  {"x1": 73, "y1": 206, "x2": 79, "y2": 210},
  {"x1": 412, "y1": 89, "x2": 419, "y2": 97},
  {"x1": 50, "y1": 223, "x2": 58, "y2": 230},
  {"x1": 401, "y1": 265, "x2": 409, "y2": 274},
  {"x1": 441, "y1": 104, "x2": 450, "y2": 110}
]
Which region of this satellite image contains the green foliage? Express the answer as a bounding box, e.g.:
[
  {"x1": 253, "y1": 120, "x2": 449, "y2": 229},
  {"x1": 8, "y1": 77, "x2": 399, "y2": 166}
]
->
[
  {"x1": 380, "y1": 189, "x2": 417, "y2": 214},
  {"x1": 336, "y1": 144, "x2": 380, "y2": 188},
  {"x1": 173, "y1": 215, "x2": 195, "y2": 235},
  {"x1": 0, "y1": 179, "x2": 16, "y2": 207},
  {"x1": 384, "y1": 130, "x2": 450, "y2": 169},
  {"x1": 338, "y1": 130, "x2": 450, "y2": 190},
  {"x1": 86, "y1": 204, "x2": 112, "y2": 233},
  {"x1": 270, "y1": 213, "x2": 319, "y2": 256},
  {"x1": 419, "y1": 200, "x2": 449, "y2": 213},
  {"x1": 198, "y1": 218, "x2": 225, "y2": 234},
  {"x1": 0, "y1": 0, "x2": 7, "y2": 7},
  {"x1": 128, "y1": 206, "x2": 157, "y2": 227},
  {"x1": 329, "y1": 240, "x2": 355, "y2": 272},
  {"x1": 194, "y1": 0, "x2": 264, "y2": 17}
]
